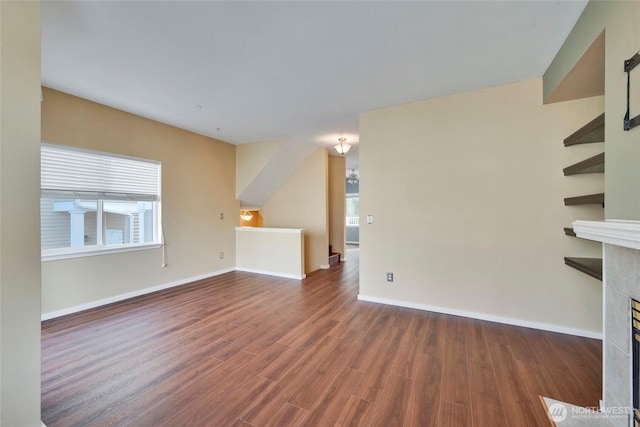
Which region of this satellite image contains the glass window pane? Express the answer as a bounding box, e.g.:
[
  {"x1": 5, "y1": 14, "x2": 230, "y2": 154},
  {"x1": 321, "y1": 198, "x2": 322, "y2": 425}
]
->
[
  {"x1": 103, "y1": 201, "x2": 155, "y2": 245},
  {"x1": 346, "y1": 197, "x2": 359, "y2": 217},
  {"x1": 41, "y1": 199, "x2": 98, "y2": 249}
]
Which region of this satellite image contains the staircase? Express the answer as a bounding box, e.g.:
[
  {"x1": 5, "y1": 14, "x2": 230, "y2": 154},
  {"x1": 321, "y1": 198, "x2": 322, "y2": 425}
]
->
[{"x1": 329, "y1": 245, "x2": 341, "y2": 267}]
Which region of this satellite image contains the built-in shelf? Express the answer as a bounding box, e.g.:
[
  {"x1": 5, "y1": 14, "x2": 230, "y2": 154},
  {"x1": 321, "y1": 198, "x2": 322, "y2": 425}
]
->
[
  {"x1": 563, "y1": 113, "x2": 605, "y2": 146},
  {"x1": 564, "y1": 193, "x2": 605, "y2": 206},
  {"x1": 563, "y1": 152, "x2": 605, "y2": 176},
  {"x1": 563, "y1": 113, "x2": 605, "y2": 282},
  {"x1": 564, "y1": 257, "x2": 603, "y2": 281}
]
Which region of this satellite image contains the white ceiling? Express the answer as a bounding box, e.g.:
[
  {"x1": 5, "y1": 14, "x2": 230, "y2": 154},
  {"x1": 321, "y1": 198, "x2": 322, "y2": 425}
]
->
[{"x1": 41, "y1": 0, "x2": 587, "y2": 166}]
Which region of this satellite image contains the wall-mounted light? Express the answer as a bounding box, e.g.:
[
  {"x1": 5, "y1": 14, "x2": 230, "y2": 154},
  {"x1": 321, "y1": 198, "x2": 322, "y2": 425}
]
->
[
  {"x1": 240, "y1": 210, "x2": 254, "y2": 221},
  {"x1": 334, "y1": 137, "x2": 351, "y2": 155}
]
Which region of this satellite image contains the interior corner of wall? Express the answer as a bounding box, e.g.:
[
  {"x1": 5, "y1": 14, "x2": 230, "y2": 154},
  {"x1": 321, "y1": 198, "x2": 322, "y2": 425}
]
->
[{"x1": 543, "y1": 3, "x2": 606, "y2": 104}]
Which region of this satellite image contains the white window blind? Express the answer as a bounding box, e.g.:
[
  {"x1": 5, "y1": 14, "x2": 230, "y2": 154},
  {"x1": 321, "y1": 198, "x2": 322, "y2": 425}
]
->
[{"x1": 41, "y1": 143, "x2": 160, "y2": 201}]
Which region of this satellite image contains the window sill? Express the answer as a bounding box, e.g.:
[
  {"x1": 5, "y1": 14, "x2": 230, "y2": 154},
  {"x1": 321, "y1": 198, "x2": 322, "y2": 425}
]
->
[{"x1": 42, "y1": 243, "x2": 163, "y2": 262}]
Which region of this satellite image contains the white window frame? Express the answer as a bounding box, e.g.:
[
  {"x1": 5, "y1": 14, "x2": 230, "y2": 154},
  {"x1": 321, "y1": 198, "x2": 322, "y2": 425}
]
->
[
  {"x1": 41, "y1": 143, "x2": 162, "y2": 261},
  {"x1": 346, "y1": 193, "x2": 360, "y2": 228}
]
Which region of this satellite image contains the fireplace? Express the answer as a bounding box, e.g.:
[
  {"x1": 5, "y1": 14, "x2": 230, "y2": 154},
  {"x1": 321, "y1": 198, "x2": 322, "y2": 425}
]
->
[
  {"x1": 633, "y1": 299, "x2": 640, "y2": 426},
  {"x1": 572, "y1": 220, "x2": 640, "y2": 427}
]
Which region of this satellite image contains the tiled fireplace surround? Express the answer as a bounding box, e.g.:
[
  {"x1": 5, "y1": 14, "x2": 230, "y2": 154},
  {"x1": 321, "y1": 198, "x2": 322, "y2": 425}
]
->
[{"x1": 574, "y1": 220, "x2": 640, "y2": 427}]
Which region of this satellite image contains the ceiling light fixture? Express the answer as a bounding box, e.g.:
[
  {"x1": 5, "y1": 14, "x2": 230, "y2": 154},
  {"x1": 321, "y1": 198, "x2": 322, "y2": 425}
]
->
[
  {"x1": 240, "y1": 210, "x2": 253, "y2": 222},
  {"x1": 347, "y1": 169, "x2": 359, "y2": 185},
  {"x1": 334, "y1": 137, "x2": 351, "y2": 155}
]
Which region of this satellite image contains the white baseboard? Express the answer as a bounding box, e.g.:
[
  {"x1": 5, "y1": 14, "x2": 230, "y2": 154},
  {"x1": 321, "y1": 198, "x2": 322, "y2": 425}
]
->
[
  {"x1": 357, "y1": 294, "x2": 603, "y2": 340},
  {"x1": 235, "y1": 267, "x2": 305, "y2": 280},
  {"x1": 320, "y1": 264, "x2": 330, "y2": 269},
  {"x1": 41, "y1": 268, "x2": 236, "y2": 321}
]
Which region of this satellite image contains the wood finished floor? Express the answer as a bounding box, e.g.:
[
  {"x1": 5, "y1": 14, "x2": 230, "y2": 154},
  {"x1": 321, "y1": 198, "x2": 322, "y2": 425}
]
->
[{"x1": 42, "y1": 249, "x2": 602, "y2": 426}]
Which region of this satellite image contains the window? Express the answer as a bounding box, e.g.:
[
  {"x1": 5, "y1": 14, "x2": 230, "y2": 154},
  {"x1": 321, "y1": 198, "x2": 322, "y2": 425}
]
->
[
  {"x1": 346, "y1": 195, "x2": 359, "y2": 227},
  {"x1": 41, "y1": 143, "x2": 161, "y2": 260}
]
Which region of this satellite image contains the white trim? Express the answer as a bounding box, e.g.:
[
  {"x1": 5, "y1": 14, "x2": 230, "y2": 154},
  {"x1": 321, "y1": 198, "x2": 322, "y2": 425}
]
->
[
  {"x1": 42, "y1": 242, "x2": 163, "y2": 262},
  {"x1": 41, "y1": 268, "x2": 235, "y2": 320},
  {"x1": 357, "y1": 294, "x2": 603, "y2": 340},
  {"x1": 573, "y1": 219, "x2": 640, "y2": 250},
  {"x1": 235, "y1": 227, "x2": 303, "y2": 234},
  {"x1": 235, "y1": 267, "x2": 305, "y2": 280},
  {"x1": 42, "y1": 422, "x2": 47, "y2": 427},
  {"x1": 319, "y1": 264, "x2": 330, "y2": 270}
]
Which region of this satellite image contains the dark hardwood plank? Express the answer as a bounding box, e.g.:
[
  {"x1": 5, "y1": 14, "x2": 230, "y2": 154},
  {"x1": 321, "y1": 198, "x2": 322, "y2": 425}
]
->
[
  {"x1": 503, "y1": 324, "x2": 542, "y2": 364},
  {"x1": 264, "y1": 403, "x2": 308, "y2": 427},
  {"x1": 346, "y1": 309, "x2": 395, "y2": 372},
  {"x1": 41, "y1": 249, "x2": 602, "y2": 427},
  {"x1": 301, "y1": 367, "x2": 363, "y2": 427},
  {"x1": 441, "y1": 316, "x2": 471, "y2": 408},
  {"x1": 240, "y1": 335, "x2": 346, "y2": 426},
  {"x1": 469, "y1": 359, "x2": 509, "y2": 426},
  {"x1": 122, "y1": 350, "x2": 257, "y2": 427},
  {"x1": 438, "y1": 402, "x2": 471, "y2": 427},
  {"x1": 333, "y1": 395, "x2": 375, "y2": 426},
  {"x1": 369, "y1": 374, "x2": 412, "y2": 427},
  {"x1": 177, "y1": 374, "x2": 276, "y2": 426},
  {"x1": 389, "y1": 313, "x2": 431, "y2": 379},
  {"x1": 288, "y1": 329, "x2": 363, "y2": 409},
  {"x1": 465, "y1": 319, "x2": 492, "y2": 363},
  {"x1": 352, "y1": 326, "x2": 405, "y2": 403},
  {"x1": 405, "y1": 355, "x2": 442, "y2": 426},
  {"x1": 423, "y1": 313, "x2": 447, "y2": 358},
  {"x1": 486, "y1": 338, "x2": 550, "y2": 426}
]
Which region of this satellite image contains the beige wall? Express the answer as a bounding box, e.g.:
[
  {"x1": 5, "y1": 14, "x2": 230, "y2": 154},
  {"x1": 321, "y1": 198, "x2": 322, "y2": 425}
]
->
[
  {"x1": 261, "y1": 148, "x2": 329, "y2": 272},
  {"x1": 328, "y1": 156, "x2": 346, "y2": 259},
  {"x1": 0, "y1": 1, "x2": 42, "y2": 424},
  {"x1": 41, "y1": 88, "x2": 238, "y2": 315},
  {"x1": 544, "y1": 1, "x2": 640, "y2": 220},
  {"x1": 236, "y1": 227, "x2": 305, "y2": 279},
  {"x1": 236, "y1": 138, "x2": 286, "y2": 199},
  {"x1": 360, "y1": 78, "x2": 604, "y2": 336}
]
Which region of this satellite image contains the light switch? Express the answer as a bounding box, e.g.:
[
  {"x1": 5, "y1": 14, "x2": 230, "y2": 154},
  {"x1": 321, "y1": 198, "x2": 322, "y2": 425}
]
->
[{"x1": 367, "y1": 215, "x2": 374, "y2": 224}]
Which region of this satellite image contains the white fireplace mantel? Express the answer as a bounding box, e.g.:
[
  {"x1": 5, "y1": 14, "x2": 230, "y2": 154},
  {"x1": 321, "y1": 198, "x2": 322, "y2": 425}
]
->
[
  {"x1": 575, "y1": 219, "x2": 640, "y2": 427},
  {"x1": 573, "y1": 220, "x2": 640, "y2": 250}
]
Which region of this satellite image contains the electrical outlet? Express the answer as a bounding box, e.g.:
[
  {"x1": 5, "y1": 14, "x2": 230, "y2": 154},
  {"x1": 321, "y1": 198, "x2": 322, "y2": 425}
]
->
[
  {"x1": 220, "y1": 252, "x2": 224, "y2": 259},
  {"x1": 367, "y1": 214, "x2": 374, "y2": 224},
  {"x1": 220, "y1": 213, "x2": 224, "y2": 220},
  {"x1": 386, "y1": 272, "x2": 394, "y2": 282}
]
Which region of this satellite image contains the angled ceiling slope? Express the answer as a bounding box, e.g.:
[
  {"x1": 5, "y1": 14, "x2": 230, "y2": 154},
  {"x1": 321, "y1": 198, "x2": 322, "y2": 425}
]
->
[
  {"x1": 544, "y1": 31, "x2": 605, "y2": 104},
  {"x1": 236, "y1": 138, "x2": 287, "y2": 200},
  {"x1": 237, "y1": 139, "x2": 318, "y2": 208}
]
